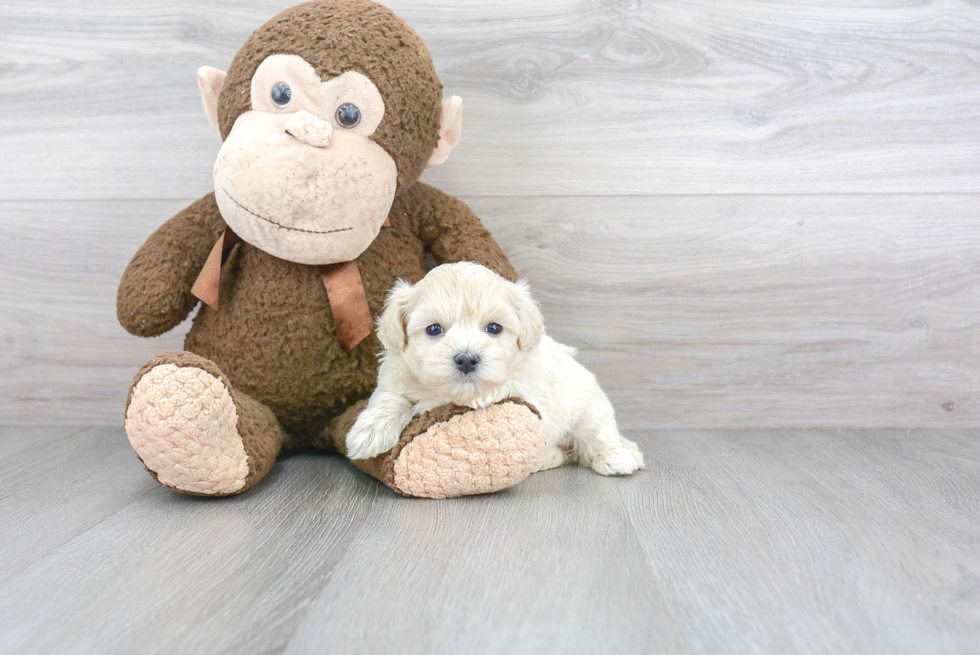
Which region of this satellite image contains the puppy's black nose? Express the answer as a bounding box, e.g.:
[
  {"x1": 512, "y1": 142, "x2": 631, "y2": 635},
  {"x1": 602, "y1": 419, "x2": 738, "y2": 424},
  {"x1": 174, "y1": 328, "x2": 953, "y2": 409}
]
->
[{"x1": 454, "y1": 352, "x2": 480, "y2": 374}]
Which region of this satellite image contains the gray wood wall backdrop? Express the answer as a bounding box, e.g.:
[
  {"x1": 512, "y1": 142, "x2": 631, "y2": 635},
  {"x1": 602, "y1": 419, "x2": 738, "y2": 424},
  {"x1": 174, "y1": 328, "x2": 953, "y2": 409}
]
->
[{"x1": 1, "y1": 0, "x2": 978, "y2": 428}]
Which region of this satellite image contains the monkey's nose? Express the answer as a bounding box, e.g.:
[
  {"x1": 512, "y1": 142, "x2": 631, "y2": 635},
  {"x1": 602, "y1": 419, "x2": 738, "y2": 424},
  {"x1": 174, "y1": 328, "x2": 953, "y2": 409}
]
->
[
  {"x1": 454, "y1": 352, "x2": 480, "y2": 374},
  {"x1": 284, "y1": 110, "x2": 333, "y2": 148}
]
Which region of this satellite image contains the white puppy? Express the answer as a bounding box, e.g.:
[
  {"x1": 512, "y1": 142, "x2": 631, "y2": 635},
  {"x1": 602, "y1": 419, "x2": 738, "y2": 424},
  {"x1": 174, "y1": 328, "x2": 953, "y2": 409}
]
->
[{"x1": 345, "y1": 262, "x2": 644, "y2": 476}]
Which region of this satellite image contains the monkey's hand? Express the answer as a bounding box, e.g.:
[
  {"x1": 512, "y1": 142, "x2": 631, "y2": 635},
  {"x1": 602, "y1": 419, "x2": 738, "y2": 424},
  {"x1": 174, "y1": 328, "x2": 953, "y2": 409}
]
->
[{"x1": 117, "y1": 193, "x2": 227, "y2": 337}]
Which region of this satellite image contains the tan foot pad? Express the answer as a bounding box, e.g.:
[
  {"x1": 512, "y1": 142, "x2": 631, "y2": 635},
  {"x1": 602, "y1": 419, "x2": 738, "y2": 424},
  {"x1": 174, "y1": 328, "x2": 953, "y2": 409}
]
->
[
  {"x1": 392, "y1": 402, "x2": 545, "y2": 499},
  {"x1": 125, "y1": 363, "x2": 248, "y2": 495}
]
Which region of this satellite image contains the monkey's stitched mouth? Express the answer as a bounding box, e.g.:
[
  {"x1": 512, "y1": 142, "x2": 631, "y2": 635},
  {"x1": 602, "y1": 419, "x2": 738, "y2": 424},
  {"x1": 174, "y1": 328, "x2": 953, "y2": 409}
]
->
[{"x1": 222, "y1": 188, "x2": 353, "y2": 235}]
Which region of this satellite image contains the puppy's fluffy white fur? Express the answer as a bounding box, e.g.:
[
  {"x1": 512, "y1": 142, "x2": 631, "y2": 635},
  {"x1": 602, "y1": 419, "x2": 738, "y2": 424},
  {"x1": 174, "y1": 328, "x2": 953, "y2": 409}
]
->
[{"x1": 346, "y1": 262, "x2": 644, "y2": 476}]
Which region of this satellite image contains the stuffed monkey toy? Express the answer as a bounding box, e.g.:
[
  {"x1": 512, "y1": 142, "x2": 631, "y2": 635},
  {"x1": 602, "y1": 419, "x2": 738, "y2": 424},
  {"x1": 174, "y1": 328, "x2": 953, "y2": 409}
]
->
[{"x1": 117, "y1": 0, "x2": 545, "y2": 499}]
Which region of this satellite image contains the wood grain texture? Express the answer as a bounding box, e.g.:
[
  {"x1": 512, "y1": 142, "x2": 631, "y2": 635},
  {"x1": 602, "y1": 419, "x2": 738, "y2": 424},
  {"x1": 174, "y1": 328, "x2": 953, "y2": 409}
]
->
[
  {"x1": 485, "y1": 193, "x2": 980, "y2": 429},
  {"x1": 3, "y1": 5, "x2": 978, "y2": 653},
  {"x1": 1, "y1": 0, "x2": 978, "y2": 199},
  {"x1": 620, "y1": 428, "x2": 980, "y2": 655},
  {"x1": 2, "y1": 195, "x2": 978, "y2": 428},
  {"x1": 0, "y1": 427, "x2": 383, "y2": 653},
  {"x1": 0, "y1": 426, "x2": 977, "y2": 654}
]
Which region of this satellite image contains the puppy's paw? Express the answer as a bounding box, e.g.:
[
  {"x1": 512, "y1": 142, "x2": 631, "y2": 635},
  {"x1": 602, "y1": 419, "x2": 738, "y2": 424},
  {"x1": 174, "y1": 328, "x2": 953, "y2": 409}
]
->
[
  {"x1": 620, "y1": 437, "x2": 645, "y2": 470},
  {"x1": 346, "y1": 421, "x2": 403, "y2": 461},
  {"x1": 591, "y1": 440, "x2": 644, "y2": 476},
  {"x1": 536, "y1": 445, "x2": 568, "y2": 472}
]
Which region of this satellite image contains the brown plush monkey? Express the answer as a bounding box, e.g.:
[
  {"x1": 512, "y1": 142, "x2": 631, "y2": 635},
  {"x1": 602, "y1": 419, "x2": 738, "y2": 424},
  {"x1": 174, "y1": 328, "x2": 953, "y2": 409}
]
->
[{"x1": 117, "y1": 0, "x2": 545, "y2": 499}]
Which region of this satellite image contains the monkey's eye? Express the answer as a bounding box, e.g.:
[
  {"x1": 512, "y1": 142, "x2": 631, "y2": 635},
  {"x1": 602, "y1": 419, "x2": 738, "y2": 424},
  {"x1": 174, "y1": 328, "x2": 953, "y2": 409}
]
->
[
  {"x1": 336, "y1": 103, "x2": 361, "y2": 128},
  {"x1": 271, "y1": 82, "x2": 292, "y2": 108},
  {"x1": 485, "y1": 323, "x2": 503, "y2": 336},
  {"x1": 425, "y1": 324, "x2": 444, "y2": 337}
]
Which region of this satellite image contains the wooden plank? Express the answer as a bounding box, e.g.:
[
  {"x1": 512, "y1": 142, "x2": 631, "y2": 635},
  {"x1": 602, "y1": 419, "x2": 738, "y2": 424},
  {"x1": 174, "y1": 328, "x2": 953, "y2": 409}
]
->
[
  {"x1": 0, "y1": 200, "x2": 190, "y2": 425},
  {"x1": 0, "y1": 427, "x2": 382, "y2": 654},
  {"x1": 285, "y1": 463, "x2": 681, "y2": 654},
  {"x1": 0, "y1": 426, "x2": 149, "y2": 585},
  {"x1": 1, "y1": 0, "x2": 979, "y2": 199},
  {"x1": 0, "y1": 427, "x2": 977, "y2": 653},
  {"x1": 621, "y1": 428, "x2": 980, "y2": 655},
  {"x1": 0, "y1": 425, "x2": 88, "y2": 454},
  {"x1": 480, "y1": 193, "x2": 980, "y2": 429},
  {"x1": 2, "y1": 195, "x2": 978, "y2": 428}
]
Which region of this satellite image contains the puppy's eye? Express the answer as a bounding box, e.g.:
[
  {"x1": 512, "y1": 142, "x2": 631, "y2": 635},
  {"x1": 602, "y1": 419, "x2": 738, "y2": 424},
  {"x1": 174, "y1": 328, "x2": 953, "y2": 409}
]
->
[
  {"x1": 485, "y1": 323, "x2": 503, "y2": 336},
  {"x1": 271, "y1": 82, "x2": 292, "y2": 108},
  {"x1": 425, "y1": 324, "x2": 444, "y2": 337}
]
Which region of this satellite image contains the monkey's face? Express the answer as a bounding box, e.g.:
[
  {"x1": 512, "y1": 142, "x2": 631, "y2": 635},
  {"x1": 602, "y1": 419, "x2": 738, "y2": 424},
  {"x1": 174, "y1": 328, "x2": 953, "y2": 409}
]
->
[{"x1": 212, "y1": 54, "x2": 398, "y2": 265}]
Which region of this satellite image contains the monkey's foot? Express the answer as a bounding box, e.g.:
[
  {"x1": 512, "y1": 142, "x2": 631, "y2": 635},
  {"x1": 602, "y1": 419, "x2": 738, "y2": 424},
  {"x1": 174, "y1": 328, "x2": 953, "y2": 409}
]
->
[
  {"x1": 124, "y1": 351, "x2": 282, "y2": 496},
  {"x1": 350, "y1": 399, "x2": 545, "y2": 499}
]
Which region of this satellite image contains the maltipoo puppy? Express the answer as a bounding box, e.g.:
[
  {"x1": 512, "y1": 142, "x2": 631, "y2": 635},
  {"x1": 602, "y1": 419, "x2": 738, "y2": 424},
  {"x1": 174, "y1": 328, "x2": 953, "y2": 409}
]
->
[{"x1": 345, "y1": 262, "x2": 645, "y2": 476}]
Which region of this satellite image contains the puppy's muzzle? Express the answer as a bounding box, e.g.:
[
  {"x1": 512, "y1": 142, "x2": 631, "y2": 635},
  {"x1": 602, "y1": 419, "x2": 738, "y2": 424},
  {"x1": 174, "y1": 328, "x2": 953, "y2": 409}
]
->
[{"x1": 453, "y1": 352, "x2": 480, "y2": 374}]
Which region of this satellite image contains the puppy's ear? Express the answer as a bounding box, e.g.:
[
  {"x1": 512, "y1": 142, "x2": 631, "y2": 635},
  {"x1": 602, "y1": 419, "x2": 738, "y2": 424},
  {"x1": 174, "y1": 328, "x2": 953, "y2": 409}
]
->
[
  {"x1": 511, "y1": 280, "x2": 545, "y2": 351},
  {"x1": 376, "y1": 279, "x2": 414, "y2": 352}
]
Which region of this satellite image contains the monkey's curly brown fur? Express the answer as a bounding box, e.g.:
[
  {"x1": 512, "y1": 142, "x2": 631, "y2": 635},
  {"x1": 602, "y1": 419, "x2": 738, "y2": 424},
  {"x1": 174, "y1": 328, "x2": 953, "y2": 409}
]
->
[
  {"x1": 118, "y1": 0, "x2": 533, "y2": 496},
  {"x1": 119, "y1": 185, "x2": 516, "y2": 442},
  {"x1": 219, "y1": 0, "x2": 443, "y2": 194}
]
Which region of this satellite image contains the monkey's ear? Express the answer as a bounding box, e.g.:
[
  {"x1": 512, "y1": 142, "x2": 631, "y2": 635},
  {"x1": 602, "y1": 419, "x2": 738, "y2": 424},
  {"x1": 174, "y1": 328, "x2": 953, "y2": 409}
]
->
[
  {"x1": 197, "y1": 66, "x2": 227, "y2": 134},
  {"x1": 426, "y1": 96, "x2": 463, "y2": 168},
  {"x1": 376, "y1": 279, "x2": 415, "y2": 353}
]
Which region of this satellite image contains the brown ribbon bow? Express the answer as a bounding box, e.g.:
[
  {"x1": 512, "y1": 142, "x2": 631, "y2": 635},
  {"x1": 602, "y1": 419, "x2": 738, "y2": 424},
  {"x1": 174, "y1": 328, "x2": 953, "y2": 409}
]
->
[{"x1": 190, "y1": 221, "x2": 388, "y2": 352}]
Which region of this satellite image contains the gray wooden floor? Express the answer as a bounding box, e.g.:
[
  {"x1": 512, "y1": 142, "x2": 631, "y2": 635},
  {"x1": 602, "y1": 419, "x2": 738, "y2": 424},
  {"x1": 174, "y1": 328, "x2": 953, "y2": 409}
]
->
[{"x1": 1, "y1": 426, "x2": 977, "y2": 654}]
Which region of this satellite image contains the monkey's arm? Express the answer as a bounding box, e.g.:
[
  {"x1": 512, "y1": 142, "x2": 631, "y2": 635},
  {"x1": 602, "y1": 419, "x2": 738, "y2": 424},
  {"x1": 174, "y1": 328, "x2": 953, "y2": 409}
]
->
[
  {"x1": 117, "y1": 193, "x2": 226, "y2": 337},
  {"x1": 406, "y1": 182, "x2": 518, "y2": 282}
]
